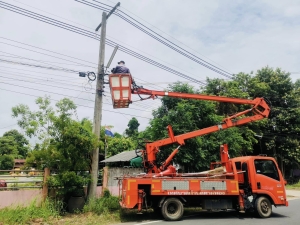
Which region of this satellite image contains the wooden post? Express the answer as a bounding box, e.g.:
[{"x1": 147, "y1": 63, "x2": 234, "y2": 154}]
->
[
  {"x1": 102, "y1": 167, "x2": 108, "y2": 196},
  {"x1": 42, "y1": 168, "x2": 50, "y2": 202}
]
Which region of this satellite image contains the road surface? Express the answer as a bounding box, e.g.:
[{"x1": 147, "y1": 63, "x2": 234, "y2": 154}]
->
[{"x1": 117, "y1": 198, "x2": 300, "y2": 225}]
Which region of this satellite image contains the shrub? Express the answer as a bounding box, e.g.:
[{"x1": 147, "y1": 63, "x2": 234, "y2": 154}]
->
[
  {"x1": 47, "y1": 171, "x2": 90, "y2": 197},
  {"x1": 83, "y1": 189, "x2": 120, "y2": 214}
]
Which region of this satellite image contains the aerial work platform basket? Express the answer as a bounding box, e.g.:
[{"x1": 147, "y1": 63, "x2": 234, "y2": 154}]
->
[{"x1": 109, "y1": 73, "x2": 132, "y2": 108}]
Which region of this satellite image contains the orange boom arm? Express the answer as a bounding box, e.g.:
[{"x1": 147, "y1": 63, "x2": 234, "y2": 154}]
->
[{"x1": 109, "y1": 74, "x2": 270, "y2": 174}]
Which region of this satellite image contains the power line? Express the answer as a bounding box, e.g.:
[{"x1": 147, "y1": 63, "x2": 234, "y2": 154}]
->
[
  {"x1": 0, "y1": 38, "x2": 186, "y2": 90},
  {"x1": 0, "y1": 75, "x2": 91, "y2": 93},
  {"x1": 133, "y1": 77, "x2": 165, "y2": 90},
  {"x1": 0, "y1": 123, "x2": 18, "y2": 129},
  {"x1": 101, "y1": 0, "x2": 233, "y2": 74},
  {"x1": 78, "y1": 0, "x2": 233, "y2": 79},
  {"x1": 0, "y1": 80, "x2": 93, "y2": 101},
  {"x1": 0, "y1": 61, "x2": 168, "y2": 111},
  {"x1": 0, "y1": 69, "x2": 160, "y2": 110},
  {"x1": 0, "y1": 86, "x2": 152, "y2": 119},
  {"x1": 0, "y1": 80, "x2": 153, "y2": 113},
  {"x1": 0, "y1": 1, "x2": 205, "y2": 85},
  {"x1": 0, "y1": 69, "x2": 91, "y2": 88},
  {"x1": 0, "y1": 65, "x2": 87, "y2": 81},
  {"x1": 1, "y1": 65, "x2": 159, "y2": 111},
  {"x1": 0, "y1": 51, "x2": 88, "y2": 67},
  {"x1": 8, "y1": 1, "x2": 210, "y2": 84},
  {"x1": 0, "y1": 58, "x2": 79, "y2": 73},
  {"x1": 0, "y1": 37, "x2": 96, "y2": 67}
]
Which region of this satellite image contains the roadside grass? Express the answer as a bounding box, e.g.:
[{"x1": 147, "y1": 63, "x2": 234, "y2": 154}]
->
[
  {"x1": 0, "y1": 202, "x2": 201, "y2": 225},
  {"x1": 46, "y1": 208, "x2": 202, "y2": 225},
  {"x1": 0, "y1": 189, "x2": 202, "y2": 225},
  {"x1": 0, "y1": 199, "x2": 62, "y2": 225},
  {"x1": 0, "y1": 190, "x2": 122, "y2": 225},
  {"x1": 286, "y1": 181, "x2": 300, "y2": 190}
]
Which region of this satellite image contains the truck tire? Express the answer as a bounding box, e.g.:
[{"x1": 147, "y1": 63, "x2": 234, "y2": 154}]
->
[
  {"x1": 255, "y1": 196, "x2": 272, "y2": 218},
  {"x1": 161, "y1": 197, "x2": 184, "y2": 221}
]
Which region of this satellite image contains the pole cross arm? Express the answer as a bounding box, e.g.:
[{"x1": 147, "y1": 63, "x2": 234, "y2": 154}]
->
[{"x1": 95, "y1": 2, "x2": 120, "y2": 31}]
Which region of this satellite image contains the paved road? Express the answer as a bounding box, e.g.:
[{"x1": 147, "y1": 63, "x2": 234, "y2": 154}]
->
[{"x1": 117, "y1": 198, "x2": 300, "y2": 225}]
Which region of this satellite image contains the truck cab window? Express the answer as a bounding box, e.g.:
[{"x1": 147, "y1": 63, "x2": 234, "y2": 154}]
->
[{"x1": 254, "y1": 160, "x2": 279, "y2": 181}]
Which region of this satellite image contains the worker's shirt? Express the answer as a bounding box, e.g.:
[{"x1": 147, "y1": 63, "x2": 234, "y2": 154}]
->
[{"x1": 113, "y1": 65, "x2": 130, "y2": 73}]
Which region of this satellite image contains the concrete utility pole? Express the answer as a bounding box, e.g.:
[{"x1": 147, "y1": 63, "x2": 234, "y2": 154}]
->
[{"x1": 88, "y1": 3, "x2": 120, "y2": 199}]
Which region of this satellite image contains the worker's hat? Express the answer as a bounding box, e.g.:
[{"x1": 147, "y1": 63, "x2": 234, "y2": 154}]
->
[{"x1": 118, "y1": 60, "x2": 125, "y2": 64}]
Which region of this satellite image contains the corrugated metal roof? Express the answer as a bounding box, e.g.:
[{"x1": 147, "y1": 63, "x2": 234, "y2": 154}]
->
[{"x1": 101, "y1": 150, "x2": 137, "y2": 163}]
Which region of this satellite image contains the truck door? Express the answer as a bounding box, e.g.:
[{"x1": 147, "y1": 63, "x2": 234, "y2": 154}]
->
[{"x1": 253, "y1": 159, "x2": 285, "y2": 203}]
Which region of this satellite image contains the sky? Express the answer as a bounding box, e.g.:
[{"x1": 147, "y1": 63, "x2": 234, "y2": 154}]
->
[{"x1": 0, "y1": 0, "x2": 300, "y2": 143}]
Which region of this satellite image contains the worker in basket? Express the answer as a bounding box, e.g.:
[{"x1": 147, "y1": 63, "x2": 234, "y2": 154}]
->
[{"x1": 111, "y1": 60, "x2": 130, "y2": 74}]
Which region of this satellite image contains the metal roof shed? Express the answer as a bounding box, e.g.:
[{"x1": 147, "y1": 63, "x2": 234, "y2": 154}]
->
[{"x1": 101, "y1": 150, "x2": 137, "y2": 163}]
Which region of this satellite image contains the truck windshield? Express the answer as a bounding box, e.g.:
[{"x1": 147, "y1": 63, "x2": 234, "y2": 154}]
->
[{"x1": 254, "y1": 159, "x2": 280, "y2": 181}]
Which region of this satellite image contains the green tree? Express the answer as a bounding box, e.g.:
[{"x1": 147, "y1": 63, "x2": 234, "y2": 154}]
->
[
  {"x1": 0, "y1": 136, "x2": 18, "y2": 157},
  {"x1": 11, "y1": 96, "x2": 77, "y2": 140},
  {"x1": 205, "y1": 67, "x2": 300, "y2": 175},
  {"x1": 295, "y1": 79, "x2": 300, "y2": 90},
  {"x1": 0, "y1": 155, "x2": 14, "y2": 170},
  {"x1": 106, "y1": 136, "x2": 135, "y2": 158},
  {"x1": 113, "y1": 132, "x2": 122, "y2": 138},
  {"x1": 125, "y1": 117, "x2": 140, "y2": 137},
  {"x1": 252, "y1": 67, "x2": 300, "y2": 173},
  {"x1": 12, "y1": 97, "x2": 98, "y2": 196},
  {"x1": 3, "y1": 129, "x2": 29, "y2": 158},
  {"x1": 143, "y1": 82, "x2": 258, "y2": 172}
]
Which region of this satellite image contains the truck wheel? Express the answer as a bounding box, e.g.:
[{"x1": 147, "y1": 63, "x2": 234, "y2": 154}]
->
[
  {"x1": 255, "y1": 196, "x2": 272, "y2": 218},
  {"x1": 161, "y1": 198, "x2": 184, "y2": 221}
]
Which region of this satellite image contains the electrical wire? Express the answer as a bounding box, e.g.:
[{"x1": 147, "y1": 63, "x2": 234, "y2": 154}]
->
[
  {"x1": 1, "y1": 64, "x2": 159, "y2": 111},
  {"x1": 0, "y1": 38, "x2": 95, "y2": 68},
  {"x1": 133, "y1": 77, "x2": 165, "y2": 90},
  {"x1": 0, "y1": 42, "x2": 167, "y2": 90},
  {"x1": 0, "y1": 87, "x2": 153, "y2": 119},
  {"x1": 0, "y1": 68, "x2": 161, "y2": 110},
  {"x1": 0, "y1": 2, "x2": 211, "y2": 111},
  {"x1": 0, "y1": 58, "x2": 79, "y2": 73},
  {"x1": 0, "y1": 123, "x2": 18, "y2": 129},
  {"x1": 0, "y1": 75, "x2": 91, "y2": 93},
  {"x1": 78, "y1": 0, "x2": 233, "y2": 79},
  {"x1": 0, "y1": 51, "x2": 88, "y2": 67},
  {"x1": 0, "y1": 69, "x2": 90, "y2": 87},
  {"x1": 0, "y1": 82, "x2": 154, "y2": 115},
  {"x1": 0, "y1": 80, "x2": 93, "y2": 101},
  {"x1": 0, "y1": 80, "x2": 153, "y2": 112},
  {"x1": 10, "y1": 0, "x2": 210, "y2": 84},
  {"x1": 0, "y1": 65, "x2": 87, "y2": 83},
  {"x1": 99, "y1": 0, "x2": 234, "y2": 74},
  {"x1": 0, "y1": 1, "x2": 206, "y2": 85}
]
